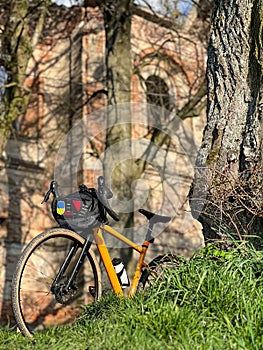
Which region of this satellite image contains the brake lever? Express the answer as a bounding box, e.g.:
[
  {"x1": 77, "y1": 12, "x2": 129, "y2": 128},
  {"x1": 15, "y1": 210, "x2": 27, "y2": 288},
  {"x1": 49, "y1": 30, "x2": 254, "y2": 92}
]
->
[
  {"x1": 98, "y1": 176, "x2": 113, "y2": 199},
  {"x1": 97, "y1": 176, "x2": 119, "y2": 221},
  {"x1": 41, "y1": 180, "x2": 58, "y2": 204}
]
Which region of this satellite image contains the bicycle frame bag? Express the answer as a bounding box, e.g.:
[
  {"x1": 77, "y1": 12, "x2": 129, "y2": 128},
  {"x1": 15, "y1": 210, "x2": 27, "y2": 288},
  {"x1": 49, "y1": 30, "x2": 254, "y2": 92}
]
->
[{"x1": 51, "y1": 184, "x2": 107, "y2": 233}]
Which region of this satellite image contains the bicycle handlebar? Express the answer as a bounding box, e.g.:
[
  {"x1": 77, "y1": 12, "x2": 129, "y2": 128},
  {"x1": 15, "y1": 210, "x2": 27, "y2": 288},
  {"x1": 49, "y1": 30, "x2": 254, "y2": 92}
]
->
[
  {"x1": 97, "y1": 176, "x2": 120, "y2": 222},
  {"x1": 42, "y1": 176, "x2": 120, "y2": 222}
]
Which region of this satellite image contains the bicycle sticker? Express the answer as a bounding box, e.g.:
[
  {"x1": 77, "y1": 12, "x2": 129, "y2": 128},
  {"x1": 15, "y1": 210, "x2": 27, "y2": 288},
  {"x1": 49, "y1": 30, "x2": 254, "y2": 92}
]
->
[{"x1": 56, "y1": 201, "x2": 65, "y2": 215}]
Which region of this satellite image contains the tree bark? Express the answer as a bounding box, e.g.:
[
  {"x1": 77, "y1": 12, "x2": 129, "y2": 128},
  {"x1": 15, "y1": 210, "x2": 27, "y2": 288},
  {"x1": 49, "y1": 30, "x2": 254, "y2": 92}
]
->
[
  {"x1": 190, "y1": 0, "x2": 263, "y2": 249},
  {"x1": 100, "y1": 0, "x2": 133, "y2": 200}
]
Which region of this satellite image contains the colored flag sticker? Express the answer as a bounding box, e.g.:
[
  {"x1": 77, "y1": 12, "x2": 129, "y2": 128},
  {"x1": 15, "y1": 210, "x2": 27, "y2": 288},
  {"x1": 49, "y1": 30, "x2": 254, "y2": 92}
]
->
[
  {"x1": 72, "y1": 200, "x2": 82, "y2": 211},
  {"x1": 57, "y1": 201, "x2": 65, "y2": 215}
]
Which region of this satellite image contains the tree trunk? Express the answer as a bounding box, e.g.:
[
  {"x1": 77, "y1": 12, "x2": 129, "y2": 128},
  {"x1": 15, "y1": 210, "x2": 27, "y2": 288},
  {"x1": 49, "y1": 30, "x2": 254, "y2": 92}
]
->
[
  {"x1": 0, "y1": 0, "x2": 50, "y2": 324},
  {"x1": 0, "y1": 0, "x2": 50, "y2": 155},
  {"x1": 100, "y1": 0, "x2": 134, "y2": 268},
  {"x1": 190, "y1": 0, "x2": 263, "y2": 249}
]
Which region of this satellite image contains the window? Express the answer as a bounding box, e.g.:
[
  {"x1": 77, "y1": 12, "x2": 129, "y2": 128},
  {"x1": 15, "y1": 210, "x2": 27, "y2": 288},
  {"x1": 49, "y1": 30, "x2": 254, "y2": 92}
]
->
[{"x1": 145, "y1": 75, "x2": 170, "y2": 125}]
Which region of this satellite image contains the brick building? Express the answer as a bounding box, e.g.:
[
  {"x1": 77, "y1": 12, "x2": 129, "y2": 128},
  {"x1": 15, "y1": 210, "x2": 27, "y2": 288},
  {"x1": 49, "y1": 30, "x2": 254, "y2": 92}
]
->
[{"x1": 0, "y1": 2, "x2": 206, "y2": 323}]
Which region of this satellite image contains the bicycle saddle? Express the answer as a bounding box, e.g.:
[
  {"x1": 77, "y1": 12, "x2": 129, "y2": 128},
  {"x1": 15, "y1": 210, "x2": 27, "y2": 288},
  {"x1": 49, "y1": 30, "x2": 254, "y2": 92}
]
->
[{"x1": 138, "y1": 209, "x2": 171, "y2": 224}]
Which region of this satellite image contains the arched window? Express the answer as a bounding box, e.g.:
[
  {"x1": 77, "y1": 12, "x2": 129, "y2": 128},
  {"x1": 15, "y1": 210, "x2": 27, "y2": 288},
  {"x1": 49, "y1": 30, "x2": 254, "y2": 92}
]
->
[{"x1": 145, "y1": 75, "x2": 171, "y2": 124}]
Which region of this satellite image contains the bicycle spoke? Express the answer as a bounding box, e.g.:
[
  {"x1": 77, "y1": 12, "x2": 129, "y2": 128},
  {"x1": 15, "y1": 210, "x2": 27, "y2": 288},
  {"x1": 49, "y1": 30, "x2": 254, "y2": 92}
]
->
[{"x1": 12, "y1": 229, "x2": 101, "y2": 336}]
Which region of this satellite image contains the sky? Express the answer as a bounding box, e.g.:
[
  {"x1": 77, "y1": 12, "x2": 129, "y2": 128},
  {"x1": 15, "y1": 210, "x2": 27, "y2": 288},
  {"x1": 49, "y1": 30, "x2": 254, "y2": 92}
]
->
[{"x1": 52, "y1": 0, "x2": 192, "y2": 16}]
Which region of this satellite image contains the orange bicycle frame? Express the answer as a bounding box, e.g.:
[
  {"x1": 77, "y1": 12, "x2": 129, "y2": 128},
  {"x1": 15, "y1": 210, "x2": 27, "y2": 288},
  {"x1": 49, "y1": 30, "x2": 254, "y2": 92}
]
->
[{"x1": 93, "y1": 225, "x2": 150, "y2": 297}]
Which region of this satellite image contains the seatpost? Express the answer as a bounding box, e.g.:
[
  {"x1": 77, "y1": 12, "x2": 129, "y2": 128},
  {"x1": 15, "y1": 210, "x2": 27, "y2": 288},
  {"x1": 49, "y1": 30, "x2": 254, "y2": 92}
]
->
[{"x1": 145, "y1": 221, "x2": 154, "y2": 243}]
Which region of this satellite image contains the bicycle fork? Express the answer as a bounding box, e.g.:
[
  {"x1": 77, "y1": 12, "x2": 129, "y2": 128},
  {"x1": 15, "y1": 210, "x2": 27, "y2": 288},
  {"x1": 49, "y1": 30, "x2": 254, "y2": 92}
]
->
[{"x1": 50, "y1": 238, "x2": 92, "y2": 302}]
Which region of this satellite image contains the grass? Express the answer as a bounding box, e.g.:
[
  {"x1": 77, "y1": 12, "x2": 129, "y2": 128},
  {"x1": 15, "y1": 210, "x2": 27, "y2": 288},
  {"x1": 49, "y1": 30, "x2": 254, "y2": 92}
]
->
[{"x1": 2, "y1": 243, "x2": 263, "y2": 349}]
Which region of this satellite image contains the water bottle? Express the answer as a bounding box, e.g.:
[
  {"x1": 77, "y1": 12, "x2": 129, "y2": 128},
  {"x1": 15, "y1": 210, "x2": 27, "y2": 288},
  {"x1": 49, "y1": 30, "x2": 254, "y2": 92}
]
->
[{"x1": 112, "y1": 258, "x2": 130, "y2": 288}]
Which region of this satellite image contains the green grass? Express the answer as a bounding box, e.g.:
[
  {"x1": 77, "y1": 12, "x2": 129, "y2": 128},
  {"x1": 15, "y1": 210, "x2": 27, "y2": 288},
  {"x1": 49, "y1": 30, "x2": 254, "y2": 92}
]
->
[{"x1": 2, "y1": 243, "x2": 263, "y2": 350}]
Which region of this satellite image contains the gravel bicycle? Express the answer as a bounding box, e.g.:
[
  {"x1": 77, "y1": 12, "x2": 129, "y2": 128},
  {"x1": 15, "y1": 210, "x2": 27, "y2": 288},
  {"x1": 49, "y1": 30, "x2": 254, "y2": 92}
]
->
[{"x1": 11, "y1": 176, "x2": 179, "y2": 337}]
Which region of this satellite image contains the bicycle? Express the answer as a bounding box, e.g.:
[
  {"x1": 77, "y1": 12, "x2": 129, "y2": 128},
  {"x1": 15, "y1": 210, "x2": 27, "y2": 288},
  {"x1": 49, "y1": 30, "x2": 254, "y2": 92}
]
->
[{"x1": 11, "y1": 176, "x2": 180, "y2": 337}]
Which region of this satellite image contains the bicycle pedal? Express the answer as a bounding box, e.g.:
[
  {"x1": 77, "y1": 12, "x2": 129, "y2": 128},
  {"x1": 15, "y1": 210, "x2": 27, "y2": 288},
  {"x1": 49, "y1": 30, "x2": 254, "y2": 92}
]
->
[{"x1": 89, "y1": 286, "x2": 96, "y2": 298}]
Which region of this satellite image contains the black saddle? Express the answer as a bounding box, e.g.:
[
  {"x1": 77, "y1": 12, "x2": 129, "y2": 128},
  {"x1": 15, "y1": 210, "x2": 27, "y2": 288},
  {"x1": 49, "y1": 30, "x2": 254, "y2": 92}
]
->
[{"x1": 138, "y1": 208, "x2": 171, "y2": 224}]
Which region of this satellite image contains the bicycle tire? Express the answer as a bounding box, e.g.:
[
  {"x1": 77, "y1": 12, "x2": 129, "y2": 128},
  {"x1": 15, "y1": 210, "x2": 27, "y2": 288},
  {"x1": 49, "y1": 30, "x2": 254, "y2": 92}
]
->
[
  {"x1": 138, "y1": 254, "x2": 181, "y2": 291},
  {"x1": 11, "y1": 228, "x2": 102, "y2": 337}
]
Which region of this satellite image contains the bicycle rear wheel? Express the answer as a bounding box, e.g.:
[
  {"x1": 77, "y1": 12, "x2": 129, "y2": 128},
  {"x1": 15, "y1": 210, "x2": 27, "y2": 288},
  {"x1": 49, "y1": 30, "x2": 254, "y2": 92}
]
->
[
  {"x1": 138, "y1": 254, "x2": 182, "y2": 291},
  {"x1": 11, "y1": 228, "x2": 102, "y2": 337}
]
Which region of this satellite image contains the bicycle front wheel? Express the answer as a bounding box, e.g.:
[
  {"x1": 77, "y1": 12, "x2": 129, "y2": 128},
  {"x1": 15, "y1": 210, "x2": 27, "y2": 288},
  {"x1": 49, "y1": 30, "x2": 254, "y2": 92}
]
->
[{"x1": 11, "y1": 228, "x2": 102, "y2": 337}]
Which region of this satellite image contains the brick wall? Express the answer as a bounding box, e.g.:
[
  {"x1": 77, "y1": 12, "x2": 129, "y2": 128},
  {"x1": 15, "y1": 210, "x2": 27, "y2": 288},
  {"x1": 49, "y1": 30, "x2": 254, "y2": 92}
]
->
[{"x1": 0, "y1": 4, "x2": 206, "y2": 324}]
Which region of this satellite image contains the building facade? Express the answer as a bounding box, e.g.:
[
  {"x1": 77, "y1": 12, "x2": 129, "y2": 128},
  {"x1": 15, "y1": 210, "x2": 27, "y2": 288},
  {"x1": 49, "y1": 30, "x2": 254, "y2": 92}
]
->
[{"x1": 0, "y1": 3, "x2": 206, "y2": 323}]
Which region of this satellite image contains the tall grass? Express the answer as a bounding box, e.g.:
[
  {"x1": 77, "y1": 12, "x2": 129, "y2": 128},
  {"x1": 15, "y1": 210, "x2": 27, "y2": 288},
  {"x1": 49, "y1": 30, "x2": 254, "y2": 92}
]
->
[{"x1": 2, "y1": 243, "x2": 263, "y2": 350}]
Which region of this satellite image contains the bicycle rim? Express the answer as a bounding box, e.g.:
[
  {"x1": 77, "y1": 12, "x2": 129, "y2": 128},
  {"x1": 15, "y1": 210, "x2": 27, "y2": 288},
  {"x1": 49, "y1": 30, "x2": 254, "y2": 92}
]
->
[
  {"x1": 139, "y1": 254, "x2": 181, "y2": 291},
  {"x1": 11, "y1": 228, "x2": 101, "y2": 337}
]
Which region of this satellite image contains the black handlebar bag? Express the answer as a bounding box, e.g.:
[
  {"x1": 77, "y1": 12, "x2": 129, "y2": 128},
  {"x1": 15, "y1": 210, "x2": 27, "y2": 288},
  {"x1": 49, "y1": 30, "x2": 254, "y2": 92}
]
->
[{"x1": 51, "y1": 186, "x2": 107, "y2": 233}]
